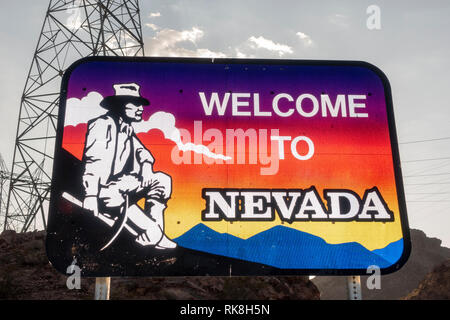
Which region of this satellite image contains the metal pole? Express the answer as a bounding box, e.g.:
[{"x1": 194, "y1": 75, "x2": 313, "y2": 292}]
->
[
  {"x1": 347, "y1": 276, "x2": 362, "y2": 300},
  {"x1": 95, "y1": 277, "x2": 111, "y2": 300}
]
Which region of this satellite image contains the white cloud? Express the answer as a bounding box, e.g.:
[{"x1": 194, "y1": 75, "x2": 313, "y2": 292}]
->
[
  {"x1": 105, "y1": 32, "x2": 140, "y2": 56},
  {"x1": 296, "y1": 32, "x2": 314, "y2": 47},
  {"x1": 145, "y1": 26, "x2": 227, "y2": 58},
  {"x1": 189, "y1": 48, "x2": 227, "y2": 58},
  {"x1": 146, "y1": 23, "x2": 159, "y2": 31},
  {"x1": 248, "y1": 36, "x2": 293, "y2": 56},
  {"x1": 65, "y1": 0, "x2": 83, "y2": 31},
  {"x1": 149, "y1": 12, "x2": 161, "y2": 18},
  {"x1": 329, "y1": 13, "x2": 350, "y2": 28},
  {"x1": 234, "y1": 48, "x2": 251, "y2": 58},
  {"x1": 133, "y1": 111, "x2": 231, "y2": 160},
  {"x1": 65, "y1": 92, "x2": 230, "y2": 160},
  {"x1": 180, "y1": 27, "x2": 204, "y2": 43},
  {"x1": 64, "y1": 92, "x2": 105, "y2": 127}
]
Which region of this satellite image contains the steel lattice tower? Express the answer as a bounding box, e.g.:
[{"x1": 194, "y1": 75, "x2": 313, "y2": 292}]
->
[{"x1": 4, "y1": 0, "x2": 145, "y2": 232}]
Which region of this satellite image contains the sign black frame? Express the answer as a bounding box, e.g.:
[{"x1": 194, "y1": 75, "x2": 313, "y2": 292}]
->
[{"x1": 46, "y1": 57, "x2": 411, "y2": 277}]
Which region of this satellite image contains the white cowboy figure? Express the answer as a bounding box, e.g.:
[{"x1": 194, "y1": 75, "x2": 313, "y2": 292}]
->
[{"x1": 81, "y1": 82, "x2": 177, "y2": 250}]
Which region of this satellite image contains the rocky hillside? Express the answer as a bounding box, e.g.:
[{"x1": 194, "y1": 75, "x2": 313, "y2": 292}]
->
[
  {"x1": 312, "y1": 229, "x2": 450, "y2": 300},
  {"x1": 0, "y1": 230, "x2": 319, "y2": 300},
  {"x1": 404, "y1": 259, "x2": 450, "y2": 300}
]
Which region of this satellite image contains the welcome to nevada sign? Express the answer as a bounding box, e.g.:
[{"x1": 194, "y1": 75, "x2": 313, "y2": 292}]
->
[{"x1": 46, "y1": 57, "x2": 410, "y2": 276}]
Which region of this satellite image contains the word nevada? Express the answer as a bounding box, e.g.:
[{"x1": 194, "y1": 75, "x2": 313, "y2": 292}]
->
[{"x1": 202, "y1": 187, "x2": 394, "y2": 222}]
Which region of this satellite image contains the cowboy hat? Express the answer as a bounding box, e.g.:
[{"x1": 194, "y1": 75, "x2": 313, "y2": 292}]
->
[{"x1": 100, "y1": 83, "x2": 150, "y2": 110}]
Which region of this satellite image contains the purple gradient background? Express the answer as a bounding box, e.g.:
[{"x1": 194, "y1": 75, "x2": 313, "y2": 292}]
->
[{"x1": 66, "y1": 60, "x2": 388, "y2": 129}]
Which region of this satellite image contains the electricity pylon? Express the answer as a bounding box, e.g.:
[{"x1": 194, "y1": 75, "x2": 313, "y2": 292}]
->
[
  {"x1": 0, "y1": 154, "x2": 12, "y2": 231},
  {"x1": 4, "y1": 0, "x2": 145, "y2": 232},
  {"x1": 1, "y1": 154, "x2": 43, "y2": 232}
]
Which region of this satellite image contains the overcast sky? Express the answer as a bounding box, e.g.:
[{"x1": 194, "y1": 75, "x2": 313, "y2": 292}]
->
[{"x1": 0, "y1": 0, "x2": 449, "y2": 246}]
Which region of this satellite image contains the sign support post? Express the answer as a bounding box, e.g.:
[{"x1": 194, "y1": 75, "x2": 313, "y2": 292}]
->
[
  {"x1": 95, "y1": 277, "x2": 111, "y2": 300},
  {"x1": 347, "y1": 276, "x2": 362, "y2": 300}
]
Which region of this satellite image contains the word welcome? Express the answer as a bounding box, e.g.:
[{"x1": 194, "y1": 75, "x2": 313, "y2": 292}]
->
[
  {"x1": 199, "y1": 92, "x2": 369, "y2": 118},
  {"x1": 202, "y1": 187, "x2": 393, "y2": 222}
]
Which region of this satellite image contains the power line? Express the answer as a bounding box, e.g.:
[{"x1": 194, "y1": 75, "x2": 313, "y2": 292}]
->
[
  {"x1": 407, "y1": 200, "x2": 450, "y2": 203},
  {"x1": 404, "y1": 172, "x2": 450, "y2": 178},
  {"x1": 403, "y1": 159, "x2": 450, "y2": 176},
  {"x1": 406, "y1": 192, "x2": 450, "y2": 195},
  {"x1": 403, "y1": 156, "x2": 450, "y2": 163},
  {"x1": 400, "y1": 136, "x2": 450, "y2": 145},
  {"x1": 405, "y1": 182, "x2": 450, "y2": 186}
]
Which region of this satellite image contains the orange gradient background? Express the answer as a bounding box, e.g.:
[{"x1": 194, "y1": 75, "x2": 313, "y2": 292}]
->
[{"x1": 63, "y1": 115, "x2": 403, "y2": 251}]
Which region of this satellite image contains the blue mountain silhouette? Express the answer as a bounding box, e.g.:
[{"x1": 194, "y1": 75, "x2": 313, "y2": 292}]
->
[
  {"x1": 372, "y1": 238, "x2": 403, "y2": 264},
  {"x1": 174, "y1": 223, "x2": 403, "y2": 269}
]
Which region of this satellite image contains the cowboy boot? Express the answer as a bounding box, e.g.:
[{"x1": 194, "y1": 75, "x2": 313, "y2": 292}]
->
[
  {"x1": 126, "y1": 204, "x2": 163, "y2": 246},
  {"x1": 146, "y1": 199, "x2": 177, "y2": 249}
]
